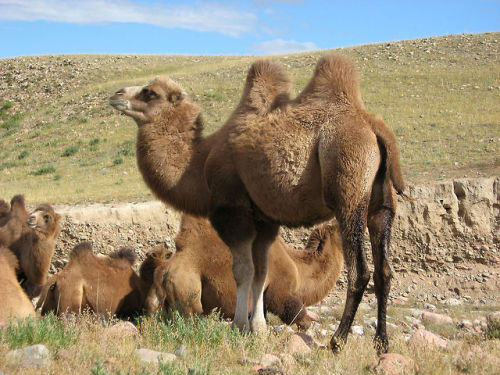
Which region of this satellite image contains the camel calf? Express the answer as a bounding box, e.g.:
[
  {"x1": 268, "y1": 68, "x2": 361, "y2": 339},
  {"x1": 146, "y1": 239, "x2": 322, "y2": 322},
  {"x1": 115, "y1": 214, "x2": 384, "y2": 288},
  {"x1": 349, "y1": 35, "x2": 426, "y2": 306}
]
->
[
  {"x1": 145, "y1": 215, "x2": 343, "y2": 328},
  {"x1": 37, "y1": 242, "x2": 172, "y2": 318},
  {"x1": 0, "y1": 195, "x2": 61, "y2": 296},
  {"x1": 0, "y1": 247, "x2": 36, "y2": 323}
]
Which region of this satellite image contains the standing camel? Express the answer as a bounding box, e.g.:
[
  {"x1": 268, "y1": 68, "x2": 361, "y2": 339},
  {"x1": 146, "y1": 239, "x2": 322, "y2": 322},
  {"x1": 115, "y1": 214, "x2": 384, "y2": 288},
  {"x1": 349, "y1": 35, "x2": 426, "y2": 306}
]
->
[{"x1": 109, "y1": 54, "x2": 406, "y2": 352}]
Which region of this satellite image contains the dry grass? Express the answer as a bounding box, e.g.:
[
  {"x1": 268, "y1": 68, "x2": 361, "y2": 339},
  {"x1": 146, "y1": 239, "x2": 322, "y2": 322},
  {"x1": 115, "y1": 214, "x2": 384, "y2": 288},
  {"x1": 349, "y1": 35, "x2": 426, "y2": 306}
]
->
[
  {"x1": 0, "y1": 32, "x2": 498, "y2": 203},
  {"x1": 1, "y1": 307, "x2": 499, "y2": 375}
]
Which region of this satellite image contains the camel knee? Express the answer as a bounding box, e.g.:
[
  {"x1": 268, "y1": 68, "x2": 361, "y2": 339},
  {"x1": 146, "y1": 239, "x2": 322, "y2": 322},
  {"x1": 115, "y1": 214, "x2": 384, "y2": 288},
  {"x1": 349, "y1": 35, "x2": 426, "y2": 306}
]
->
[{"x1": 232, "y1": 257, "x2": 254, "y2": 286}]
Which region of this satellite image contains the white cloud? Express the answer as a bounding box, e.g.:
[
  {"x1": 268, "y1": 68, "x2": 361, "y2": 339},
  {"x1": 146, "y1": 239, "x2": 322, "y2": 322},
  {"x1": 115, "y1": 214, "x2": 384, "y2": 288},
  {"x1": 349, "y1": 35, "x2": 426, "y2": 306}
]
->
[
  {"x1": 251, "y1": 38, "x2": 317, "y2": 55},
  {"x1": 0, "y1": 0, "x2": 258, "y2": 36}
]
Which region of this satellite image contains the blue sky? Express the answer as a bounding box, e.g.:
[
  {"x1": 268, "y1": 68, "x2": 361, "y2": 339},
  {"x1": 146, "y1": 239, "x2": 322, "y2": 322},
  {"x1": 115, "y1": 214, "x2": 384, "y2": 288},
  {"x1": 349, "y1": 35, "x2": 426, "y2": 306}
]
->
[{"x1": 1, "y1": 0, "x2": 499, "y2": 58}]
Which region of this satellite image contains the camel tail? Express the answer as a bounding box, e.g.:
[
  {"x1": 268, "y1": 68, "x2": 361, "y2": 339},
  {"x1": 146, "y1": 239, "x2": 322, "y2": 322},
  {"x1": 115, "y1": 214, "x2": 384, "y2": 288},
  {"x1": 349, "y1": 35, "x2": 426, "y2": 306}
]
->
[
  {"x1": 240, "y1": 59, "x2": 292, "y2": 114},
  {"x1": 110, "y1": 246, "x2": 137, "y2": 265},
  {"x1": 70, "y1": 241, "x2": 94, "y2": 260},
  {"x1": 369, "y1": 115, "x2": 406, "y2": 196},
  {"x1": 300, "y1": 53, "x2": 364, "y2": 108}
]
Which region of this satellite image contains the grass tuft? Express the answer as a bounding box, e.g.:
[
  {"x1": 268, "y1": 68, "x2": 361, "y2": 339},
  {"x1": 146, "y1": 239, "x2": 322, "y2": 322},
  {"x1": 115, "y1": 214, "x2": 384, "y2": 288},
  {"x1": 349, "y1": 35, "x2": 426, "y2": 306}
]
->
[
  {"x1": 62, "y1": 145, "x2": 79, "y2": 157},
  {"x1": 30, "y1": 165, "x2": 56, "y2": 175},
  {"x1": 0, "y1": 314, "x2": 80, "y2": 350}
]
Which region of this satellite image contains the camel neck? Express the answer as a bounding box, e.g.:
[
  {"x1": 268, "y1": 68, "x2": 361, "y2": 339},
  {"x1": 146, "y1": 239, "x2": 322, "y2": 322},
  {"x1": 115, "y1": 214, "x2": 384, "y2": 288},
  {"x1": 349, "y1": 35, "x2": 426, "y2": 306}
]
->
[{"x1": 136, "y1": 112, "x2": 211, "y2": 216}]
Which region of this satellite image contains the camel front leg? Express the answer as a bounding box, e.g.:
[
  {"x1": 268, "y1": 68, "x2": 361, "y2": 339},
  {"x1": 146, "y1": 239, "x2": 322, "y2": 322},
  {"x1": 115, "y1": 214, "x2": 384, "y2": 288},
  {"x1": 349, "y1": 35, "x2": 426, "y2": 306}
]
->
[
  {"x1": 210, "y1": 206, "x2": 256, "y2": 332},
  {"x1": 232, "y1": 240, "x2": 254, "y2": 331},
  {"x1": 250, "y1": 221, "x2": 278, "y2": 332}
]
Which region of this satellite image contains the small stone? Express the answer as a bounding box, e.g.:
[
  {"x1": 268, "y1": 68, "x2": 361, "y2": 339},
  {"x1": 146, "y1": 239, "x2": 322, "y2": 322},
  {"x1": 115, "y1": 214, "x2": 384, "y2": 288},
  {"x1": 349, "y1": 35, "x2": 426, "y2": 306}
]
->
[
  {"x1": 408, "y1": 329, "x2": 447, "y2": 349},
  {"x1": 105, "y1": 321, "x2": 138, "y2": 338},
  {"x1": 134, "y1": 348, "x2": 177, "y2": 364},
  {"x1": 443, "y1": 298, "x2": 462, "y2": 306},
  {"x1": 459, "y1": 320, "x2": 473, "y2": 329},
  {"x1": 6, "y1": 344, "x2": 51, "y2": 367},
  {"x1": 285, "y1": 334, "x2": 311, "y2": 355},
  {"x1": 174, "y1": 345, "x2": 187, "y2": 358},
  {"x1": 259, "y1": 353, "x2": 280, "y2": 367},
  {"x1": 351, "y1": 325, "x2": 364, "y2": 335},
  {"x1": 369, "y1": 352, "x2": 418, "y2": 375},
  {"x1": 421, "y1": 312, "x2": 453, "y2": 325},
  {"x1": 423, "y1": 303, "x2": 436, "y2": 311}
]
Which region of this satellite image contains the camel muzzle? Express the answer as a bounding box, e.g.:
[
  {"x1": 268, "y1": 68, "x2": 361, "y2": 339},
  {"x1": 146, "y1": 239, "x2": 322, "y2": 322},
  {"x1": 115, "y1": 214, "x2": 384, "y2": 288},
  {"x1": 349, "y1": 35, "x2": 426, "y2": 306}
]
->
[{"x1": 109, "y1": 98, "x2": 129, "y2": 111}]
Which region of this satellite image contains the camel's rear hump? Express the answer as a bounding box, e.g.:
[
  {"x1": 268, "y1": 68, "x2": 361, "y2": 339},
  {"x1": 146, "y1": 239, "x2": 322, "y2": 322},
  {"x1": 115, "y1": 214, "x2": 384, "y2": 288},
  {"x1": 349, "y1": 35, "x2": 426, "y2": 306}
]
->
[{"x1": 297, "y1": 54, "x2": 364, "y2": 109}]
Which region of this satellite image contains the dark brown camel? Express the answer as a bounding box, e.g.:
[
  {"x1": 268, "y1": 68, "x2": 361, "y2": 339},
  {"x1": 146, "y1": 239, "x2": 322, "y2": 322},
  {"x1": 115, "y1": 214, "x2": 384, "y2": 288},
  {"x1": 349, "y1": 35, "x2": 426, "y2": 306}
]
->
[{"x1": 109, "y1": 54, "x2": 405, "y2": 352}]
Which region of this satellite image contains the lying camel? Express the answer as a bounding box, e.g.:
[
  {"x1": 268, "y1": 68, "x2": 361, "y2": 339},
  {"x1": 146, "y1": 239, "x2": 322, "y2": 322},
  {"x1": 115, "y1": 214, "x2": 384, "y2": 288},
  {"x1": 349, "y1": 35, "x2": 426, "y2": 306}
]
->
[
  {"x1": 146, "y1": 215, "x2": 343, "y2": 328},
  {"x1": 109, "y1": 54, "x2": 406, "y2": 352},
  {"x1": 37, "y1": 242, "x2": 172, "y2": 318},
  {"x1": 0, "y1": 247, "x2": 36, "y2": 323}
]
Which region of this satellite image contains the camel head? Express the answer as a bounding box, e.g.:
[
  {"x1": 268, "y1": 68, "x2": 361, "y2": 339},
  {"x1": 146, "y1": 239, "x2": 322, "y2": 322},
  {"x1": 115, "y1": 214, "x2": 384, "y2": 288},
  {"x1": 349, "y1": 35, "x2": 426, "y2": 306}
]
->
[
  {"x1": 27, "y1": 204, "x2": 62, "y2": 238},
  {"x1": 109, "y1": 77, "x2": 189, "y2": 125},
  {"x1": 139, "y1": 245, "x2": 174, "y2": 289},
  {"x1": 144, "y1": 263, "x2": 171, "y2": 315}
]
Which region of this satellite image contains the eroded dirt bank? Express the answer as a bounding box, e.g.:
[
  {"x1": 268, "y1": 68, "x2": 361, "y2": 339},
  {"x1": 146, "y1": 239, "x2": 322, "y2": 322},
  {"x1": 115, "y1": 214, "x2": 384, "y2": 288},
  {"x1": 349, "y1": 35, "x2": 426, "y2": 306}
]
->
[{"x1": 50, "y1": 177, "x2": 499, "y2": 305}]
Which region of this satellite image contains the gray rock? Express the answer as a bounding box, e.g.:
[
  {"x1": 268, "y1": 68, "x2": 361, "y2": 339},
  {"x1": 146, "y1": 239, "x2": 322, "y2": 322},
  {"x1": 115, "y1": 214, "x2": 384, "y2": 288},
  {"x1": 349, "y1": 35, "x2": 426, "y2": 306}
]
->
[
  {"x1": 174, "y1": 345, "x2": 187, "y2": 358},
  {"x1": 6, "y1": 344, "x2": 51, "y2": 367},
  {"x1": 134, "y1": 348, "x2": 177, "y2": 364}
]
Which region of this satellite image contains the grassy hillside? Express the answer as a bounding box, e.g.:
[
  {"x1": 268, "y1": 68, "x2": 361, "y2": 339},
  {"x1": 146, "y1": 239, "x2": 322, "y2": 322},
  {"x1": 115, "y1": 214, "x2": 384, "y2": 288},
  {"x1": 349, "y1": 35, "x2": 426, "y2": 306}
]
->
[{"x1": 0, "y1": 32, "x2": 498, "y2": 204}]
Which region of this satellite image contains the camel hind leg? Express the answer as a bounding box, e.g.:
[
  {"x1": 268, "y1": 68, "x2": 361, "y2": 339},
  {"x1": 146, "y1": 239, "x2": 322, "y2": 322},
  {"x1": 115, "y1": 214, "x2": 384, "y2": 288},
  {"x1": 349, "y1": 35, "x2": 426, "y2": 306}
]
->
[
  {"x1": 368, "y1": 174, "x2": 397, "y2": 354},
  {"x1": 330, "y1": 202, "x2": 371, "y2": 351},
  {"x1": 320, "y1": 136, "x2": 378, "y2": 352}
]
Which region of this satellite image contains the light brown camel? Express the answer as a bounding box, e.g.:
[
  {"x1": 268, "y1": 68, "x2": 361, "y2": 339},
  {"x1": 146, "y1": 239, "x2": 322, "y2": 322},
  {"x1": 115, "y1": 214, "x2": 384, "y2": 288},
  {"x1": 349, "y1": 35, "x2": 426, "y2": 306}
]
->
[
  {"x1": 0, "y1": 247, "x2": 36, "y2": 323},
  {"x1": 0, "y1": 195, "x2": 61, "y2": 298},
  {"x1": 109, "y1": 54, "x2": 406, "y2": 352},
  {"x1": 37, "y1": 243, "x2": 172, "y2": 318},
  {"x1": 145, "y1": 214, "x2": 343, "y2": 328}
]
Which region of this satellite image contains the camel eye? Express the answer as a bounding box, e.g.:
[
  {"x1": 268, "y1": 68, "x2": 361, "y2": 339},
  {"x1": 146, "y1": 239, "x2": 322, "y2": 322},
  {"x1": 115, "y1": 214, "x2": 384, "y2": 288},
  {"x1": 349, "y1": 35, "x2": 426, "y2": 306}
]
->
[
  {"x1": 165, "y1": 252, "x2": 172, "y2": 259},
  {"x1": 44, "y1": 214, "x2": 50, "y2": 221},
  {"x1": 140, "y1": 88, "x2": 158, "y2": 102},
  {"x1": 49, "y1": 283, "x2": 56, "y2": 291}
]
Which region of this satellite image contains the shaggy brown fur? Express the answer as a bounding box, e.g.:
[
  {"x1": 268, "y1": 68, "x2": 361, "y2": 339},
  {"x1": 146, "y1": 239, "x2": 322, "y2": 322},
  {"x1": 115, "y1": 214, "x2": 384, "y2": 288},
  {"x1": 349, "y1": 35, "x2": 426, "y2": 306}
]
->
[
  {"x1": 0, "y1": 247, "x2": 36, "y2": 322},
  {"x1": 7, "y1": 202, "x2": 62, "y2": 291},
  {"x1": 37, "y1": 243, "x2": 169, "y2": 318},
  {"x1": 109, "y1": 54, "x2": 405, "y2": 353},
  {"x1": 146, "y1": 215, "x2": 343, "y2": 328}
]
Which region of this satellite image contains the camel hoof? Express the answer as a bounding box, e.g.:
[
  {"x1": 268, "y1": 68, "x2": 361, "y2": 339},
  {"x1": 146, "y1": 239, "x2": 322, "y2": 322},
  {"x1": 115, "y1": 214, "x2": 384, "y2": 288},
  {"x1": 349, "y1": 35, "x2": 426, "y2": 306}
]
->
[
  {"x1": 374, "y1": 335, "x2": 389, "y2": 355},
  {"x1": 250, "y1": 318, "x2": 267, "y2": 333},
  {"x1": 231, "y1": 319, "x2": 250, "y2": 333},
  {"x1": 330, "y1": 336, "x2": 345, "y2": 354}
]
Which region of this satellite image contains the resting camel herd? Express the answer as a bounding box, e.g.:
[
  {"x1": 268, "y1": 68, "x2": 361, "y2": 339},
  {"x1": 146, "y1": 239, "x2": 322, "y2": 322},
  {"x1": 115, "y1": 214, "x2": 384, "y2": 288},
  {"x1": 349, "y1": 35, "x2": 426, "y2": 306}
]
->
[{"x1": 1, "y1": 53, "x2": 406, "y2": 355}]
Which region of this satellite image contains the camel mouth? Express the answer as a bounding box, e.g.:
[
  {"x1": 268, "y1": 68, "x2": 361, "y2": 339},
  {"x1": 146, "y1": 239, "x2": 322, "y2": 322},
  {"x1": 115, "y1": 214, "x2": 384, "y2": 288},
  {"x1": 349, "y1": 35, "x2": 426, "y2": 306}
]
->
[
  {"x1": 27, "y1": 217, "x2": 37, "y2": 229},
  {"x1": 109, "y1": 98, "x2": 129, "y2": 111}
]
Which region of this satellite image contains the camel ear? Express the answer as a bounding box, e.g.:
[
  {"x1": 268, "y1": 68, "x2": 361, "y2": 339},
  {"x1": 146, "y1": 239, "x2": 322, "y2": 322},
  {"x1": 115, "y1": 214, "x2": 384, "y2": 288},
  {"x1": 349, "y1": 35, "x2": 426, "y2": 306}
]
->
[{"x1": 169, "y1": 91, "x2": 186, "y2": 105}]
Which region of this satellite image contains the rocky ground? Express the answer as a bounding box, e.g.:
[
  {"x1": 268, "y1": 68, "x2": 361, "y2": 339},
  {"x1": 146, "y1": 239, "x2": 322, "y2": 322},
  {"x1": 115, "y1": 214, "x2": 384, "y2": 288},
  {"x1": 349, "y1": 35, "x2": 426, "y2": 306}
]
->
[{"x1": 3, "y1": 179, "x2": 499, "y2": 374}]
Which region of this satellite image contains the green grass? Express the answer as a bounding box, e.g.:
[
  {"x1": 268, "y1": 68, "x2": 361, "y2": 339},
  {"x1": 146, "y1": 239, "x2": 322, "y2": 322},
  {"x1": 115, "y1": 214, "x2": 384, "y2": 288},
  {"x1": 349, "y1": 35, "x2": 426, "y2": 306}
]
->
[
  {"x1": 0, "y1": 32, "x2": 498, "y2": 203},
  {"x1": 0, "y1": 314, "x2": 80, "y2": 350}
]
